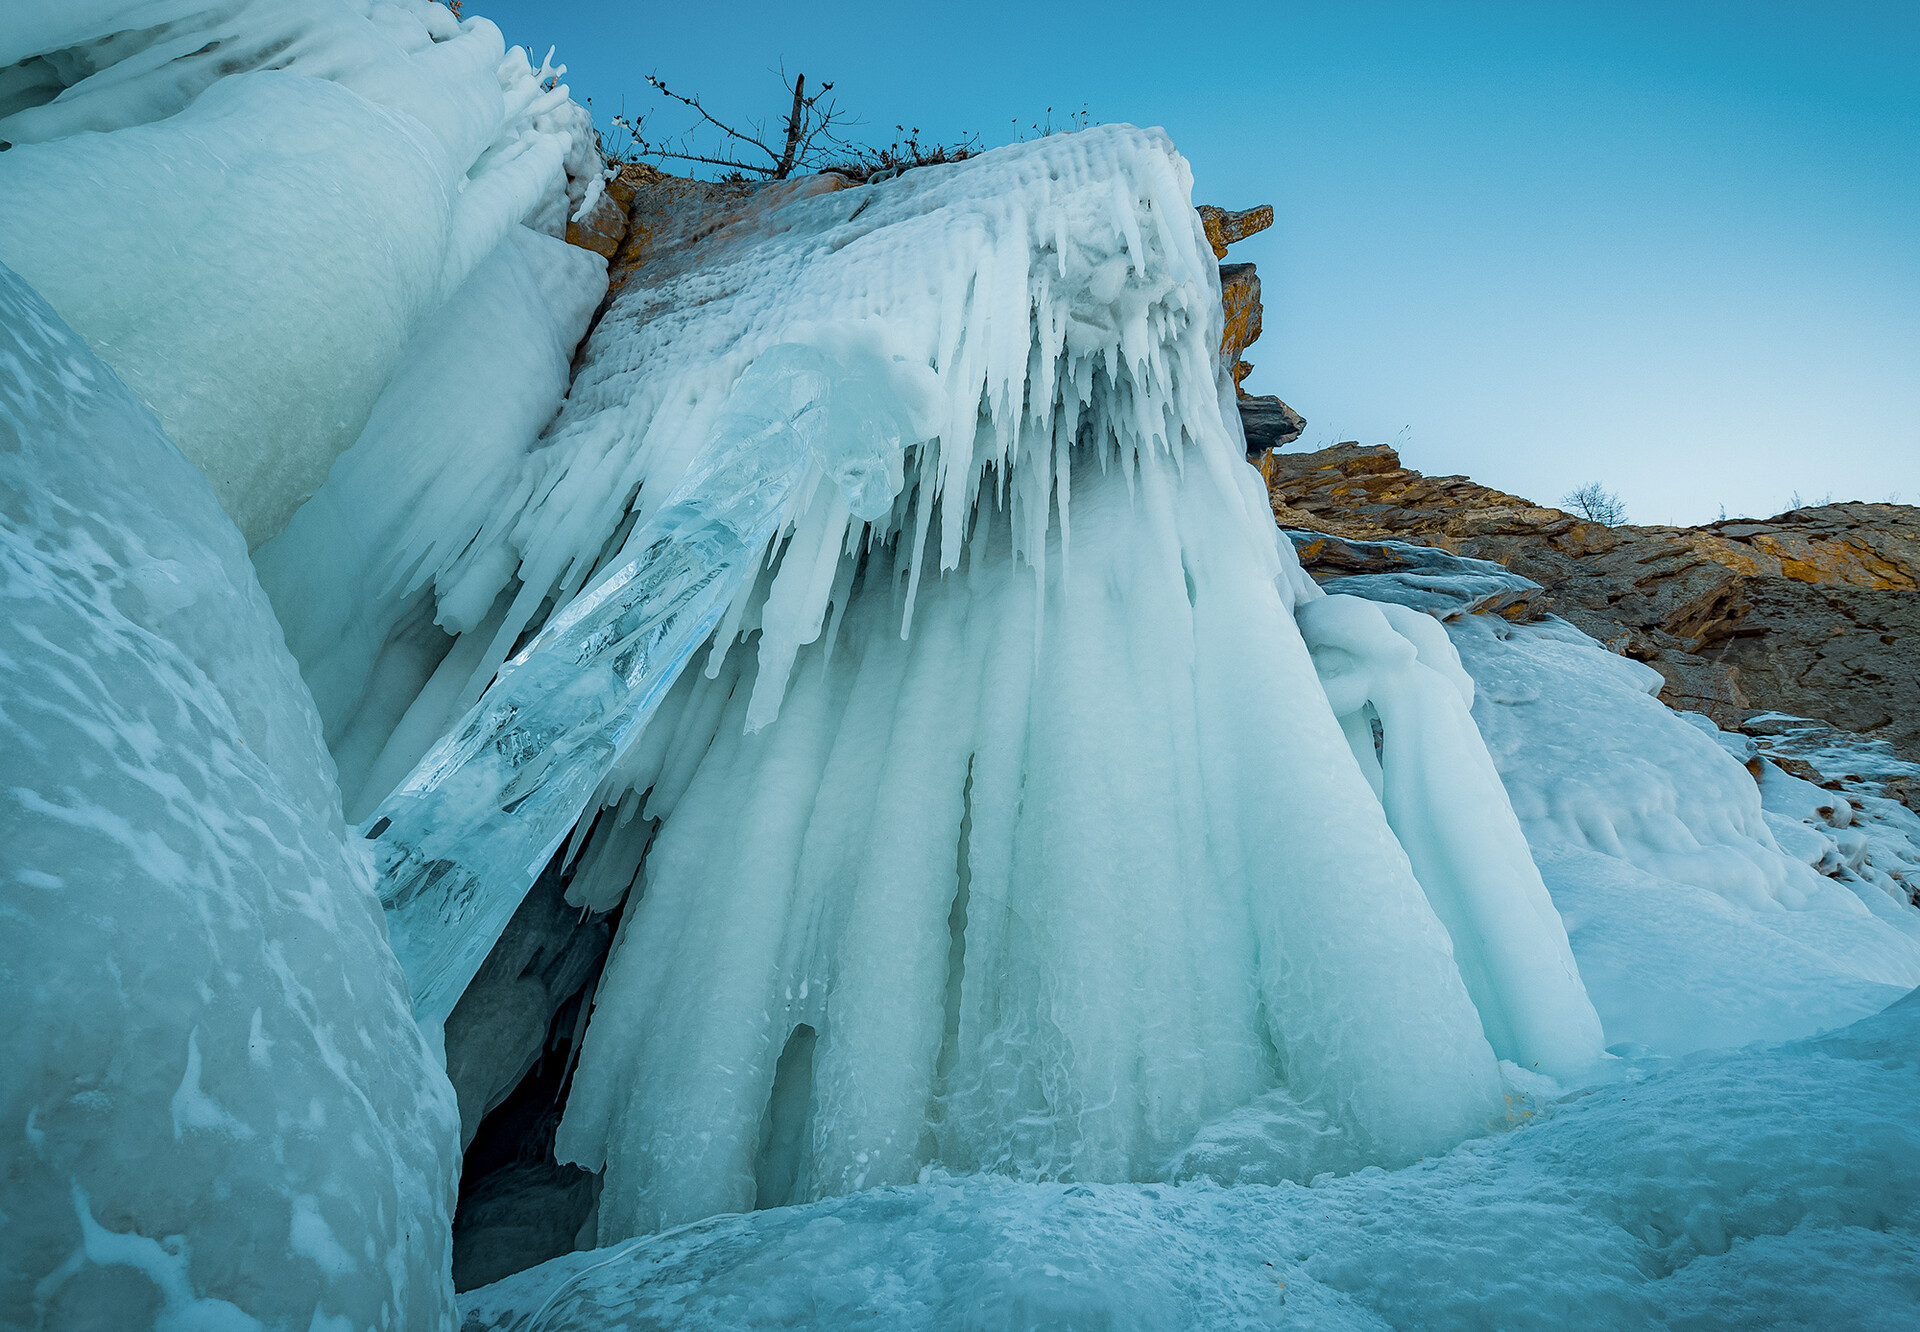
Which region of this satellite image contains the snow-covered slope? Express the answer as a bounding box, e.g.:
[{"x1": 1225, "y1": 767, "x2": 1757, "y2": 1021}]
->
[{"x1": 1451, "y1": 614, "x2": 1920, "y2": 1053}]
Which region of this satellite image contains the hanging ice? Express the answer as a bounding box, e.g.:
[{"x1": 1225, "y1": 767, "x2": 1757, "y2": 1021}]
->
[
  {"x1": 371, "y1": 343, "x2": 925, "y2": 1023},
  {"x1": 1295, "y1": 593, "x2": 1606, "y2": 1078},
  {"x1": 261, "y1": 121, "x2": 1605, "y2": 1241},
  {"x1": 0, "y1": 0, "x2": 607, "y2": 546}
]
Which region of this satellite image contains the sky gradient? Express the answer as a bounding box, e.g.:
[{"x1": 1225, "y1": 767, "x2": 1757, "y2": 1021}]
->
[{"x1": 473, "y1": 1, "x2": 1918, "y2": 525}]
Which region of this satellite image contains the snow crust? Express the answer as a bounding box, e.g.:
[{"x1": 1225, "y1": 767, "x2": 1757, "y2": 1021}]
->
[
  {"x1": 0, "y1": 0, "x2": 605, "y2": 546},
  {"x1": 1448, "y1": 614, "x2": 1920, "y2": 1053},
  {"x1": 0, "y1": 263, "x2": 459, "y2": 1328},
  {"x1": 466, "y1": 987, "x2": 1920, "y2": 1331}
]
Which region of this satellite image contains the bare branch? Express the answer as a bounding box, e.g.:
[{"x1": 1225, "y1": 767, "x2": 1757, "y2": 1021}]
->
[
  {"x1": 643, "y1": 73, "x2": 778, "y2": 168},
  {"x1": 626, "y1": 64, "x2": 976, "y2": 184},
  {"x1": 774, "y1": 73, "x2": 806, "y2": 179},
  {"x1": 1562, "y1": 482, "x2": 1628, "y2": 527}
]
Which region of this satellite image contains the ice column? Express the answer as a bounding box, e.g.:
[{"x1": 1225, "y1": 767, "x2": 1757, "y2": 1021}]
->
[
  {"x1": 0, "y1": 261, "x2": 458, "y2": 1329},
  {"x1": 1296, "y1": 593, "x2": 1606, "y2": 1078}
]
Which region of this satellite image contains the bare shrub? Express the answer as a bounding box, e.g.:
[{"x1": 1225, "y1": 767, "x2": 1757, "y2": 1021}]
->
[{"x1": 1562, "y1": 482, "x2": 1627, "y2": 526}]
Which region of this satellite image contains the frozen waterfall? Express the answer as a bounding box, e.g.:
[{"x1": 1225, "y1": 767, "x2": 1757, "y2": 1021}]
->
[
  {"x1": 7, "y1": 1, "x2": 1920, "y2": 1322},
  {"x1": 278, "y1": 121, "x2": 1606, "y2": 1240},
  {"x1": 371, "y1": 342, "x2": 925, "y2": 1023}
]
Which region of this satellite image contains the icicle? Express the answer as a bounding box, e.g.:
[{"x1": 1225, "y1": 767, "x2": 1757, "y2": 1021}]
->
[
  {"x1": 369, "y1": 343, "x2": 920, "y2": 1022},
  {"x1": 1295, "y1": 594, "x2": 1606, "y2": 1080}
]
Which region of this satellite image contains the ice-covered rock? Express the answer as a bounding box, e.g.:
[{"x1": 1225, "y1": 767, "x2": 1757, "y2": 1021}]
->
[
  {"x1": 280, "y1": 123, "x2": 1608, "y2": 1242},
  {"x1": 0, "y1": 0, "x2": 605, "y2": 546},
  {"x1": 0, "y1": 263, "x2": 459, "y2": 1327}
]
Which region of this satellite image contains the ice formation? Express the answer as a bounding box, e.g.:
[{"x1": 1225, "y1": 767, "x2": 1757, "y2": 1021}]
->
[
  {"x1": 0, "y1": 263, "x2": 459, "y2": 1328},
  {"x1": 0, "y1": 0, "x2": 606, "y2": 546},
  {"x1": 251, "y1": 222, "x2": 607, "y2": 823},
  {"x1": 4, "y1": 0, "x2": 1918, "y2": 1322},
  {"x1": 264, "y1": 119, "x2": 1606, "y2": 1242},
  {"x1": 368, "y1": 341, "x2": 927, "y2": 1024}
]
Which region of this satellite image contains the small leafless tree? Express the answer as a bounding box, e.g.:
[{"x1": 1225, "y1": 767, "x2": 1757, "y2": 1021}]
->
[
  {"x1": 1562, "y1": 482, "x2": 1627, "y2": 526},
  {"x1": 632, "y1": 67, "x2": 860, "y2": 179}
]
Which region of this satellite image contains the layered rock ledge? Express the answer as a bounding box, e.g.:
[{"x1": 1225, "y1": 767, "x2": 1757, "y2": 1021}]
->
[{"x1": 1263, "y1": 442, "x2": 1920, "y2": 765}]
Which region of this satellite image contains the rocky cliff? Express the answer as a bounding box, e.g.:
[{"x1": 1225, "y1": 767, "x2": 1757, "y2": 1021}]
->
[{"x1": 1263, "y1": 442, "x2": 1920, "y2": 768}]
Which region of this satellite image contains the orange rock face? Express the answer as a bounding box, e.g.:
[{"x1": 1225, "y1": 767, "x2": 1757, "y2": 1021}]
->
[
  {"x1": 1196, "y1": 201, "x2": 1304, "y2": 451},
  {"x1": 1196, "y1": 204, "x2": 1274, "y2": 260},
  {"x1": 564, "y1": 174, "x2": 634, "y2": 259},
  {"x1": 1265, "y1": 443, "x2": 1920, "y2": 756},
  {"x1": 602, "y1": 164, "x2": 851, "y2": 304},
  {"x1": 1218, "y1": 262, "x2": 1262, "y2": 383}
]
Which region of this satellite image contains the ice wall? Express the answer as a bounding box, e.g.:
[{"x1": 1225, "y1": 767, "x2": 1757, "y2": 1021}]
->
[
  {"x1": 268, "y1": 123, "x2": 1604, "y2": 1241},
  {"x1": 0, "y1": 0, "x2": 605, "y2": 546},
  {"x1": 0, "y1": 263, "x2": 459, "y2": 1328}
]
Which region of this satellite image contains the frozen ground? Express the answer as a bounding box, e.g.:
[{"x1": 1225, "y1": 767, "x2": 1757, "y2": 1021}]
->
[{"x1": 464, "y1": 988, "x2": 1920, "y2": 1331}]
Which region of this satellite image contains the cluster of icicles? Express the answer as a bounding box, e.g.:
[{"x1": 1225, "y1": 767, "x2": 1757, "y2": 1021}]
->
[{"x1": 270, "y1": 124, "x2": 1606, "y2": 1243}]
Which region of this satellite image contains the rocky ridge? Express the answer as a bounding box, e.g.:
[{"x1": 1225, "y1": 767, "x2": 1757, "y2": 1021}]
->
[{"x1": 1262, "y1": 442, "x2": 1920, "y2": 772}]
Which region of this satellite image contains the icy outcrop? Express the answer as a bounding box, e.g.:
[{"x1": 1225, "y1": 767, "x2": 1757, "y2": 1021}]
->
[
  {"x1": 0, "y1": 0, "x2": 605, "y2": 546},
  {"x1": 1449, "y1": 614, "x2": 1920, "y2": 1053},
  {"x1": 466, "y1": 988, "x2": 1920, "y2": 1332},
  {"x1": 1731, "y1": 710, "x2": 1920, "y2": 903},
  {"x1": 5, "y1": 0, "x2": 1917, "y2": 1315},
  {"x1": 276, "y1": 123, "x2": 1608, "y2": 1241},
  {"x1": 0, "y1": 264, "x2": 458, "y2": 1327},
  {"x1": 369, "y1": 341, "x2": 927, "y2": 1024},
  {"x1": 253, "y1": 222, "x2": 607, "y2": 824}
]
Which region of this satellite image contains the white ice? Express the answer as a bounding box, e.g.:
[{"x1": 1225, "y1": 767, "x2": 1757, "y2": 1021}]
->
[
  {"x1": 0, "y1": 262, "x2": 459, "y2": 1328},
  {"x1": 252, "y1": 223, "x2": 607, "y2": 824},
  {"x1": 0, "y1": 0, "x2": 604, "y2": 546},
  {"x1": 367, "y1": 340, "x2": 928, "y2": 1023},
  {"x1": 295, "y1": 124, "x2": 1600, "y2": 1242},
  {"x1": 466, "y1": 988, "x2": 1920, "y2": 1331}
]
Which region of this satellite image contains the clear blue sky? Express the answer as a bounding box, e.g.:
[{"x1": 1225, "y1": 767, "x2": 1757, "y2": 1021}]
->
[{"x1": 473, "y1": 0, "x2": 1917, "y2": 525}]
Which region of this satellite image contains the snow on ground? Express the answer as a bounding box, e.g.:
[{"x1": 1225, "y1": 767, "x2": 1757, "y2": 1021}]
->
[
  {"x1": 463, "y1": 988, "x2": 1920, "y2": 1331},
  {"x1": 1448, "y1": 614, "x2": 1920, "y2": 1054}
]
